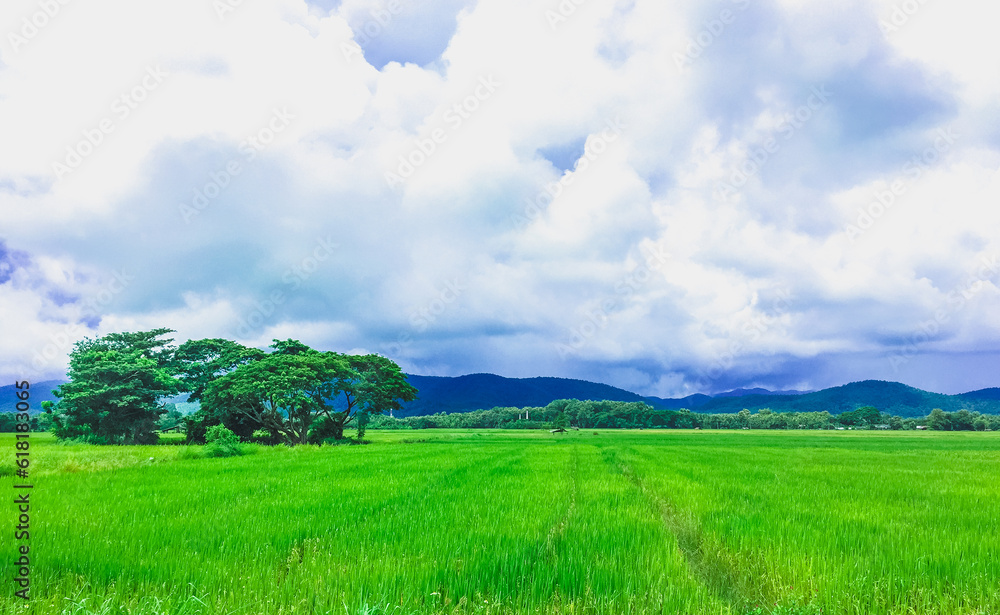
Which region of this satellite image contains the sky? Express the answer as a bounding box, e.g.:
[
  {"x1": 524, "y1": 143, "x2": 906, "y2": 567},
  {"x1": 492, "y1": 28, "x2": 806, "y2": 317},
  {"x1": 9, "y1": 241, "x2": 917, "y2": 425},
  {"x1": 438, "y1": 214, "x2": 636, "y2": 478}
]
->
[{"x1": 1, "y1": 0, "x2": 999, "y2": 398}]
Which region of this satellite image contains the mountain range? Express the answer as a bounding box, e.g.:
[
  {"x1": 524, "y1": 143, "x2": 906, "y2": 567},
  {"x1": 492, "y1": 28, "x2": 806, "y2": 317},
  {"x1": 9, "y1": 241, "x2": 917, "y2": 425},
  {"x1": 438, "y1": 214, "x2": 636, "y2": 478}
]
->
[
  {"x1": 0, "y1": 380, "x2": 63, "y2": 415},
  {"x1": 4, "y1": 376, "x2": 999, "y2": 418},
  {"x1": 398, "y1": 374, "x2": 1000, "y2": 418}
]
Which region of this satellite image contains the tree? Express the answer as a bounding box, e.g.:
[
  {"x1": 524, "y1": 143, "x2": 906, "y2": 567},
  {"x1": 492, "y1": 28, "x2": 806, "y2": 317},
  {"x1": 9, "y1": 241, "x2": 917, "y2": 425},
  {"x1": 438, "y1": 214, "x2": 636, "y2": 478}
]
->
[
  {"x1": 338, "y1": 353, "x2": 418, "y2": 438},
  {"x1": 157, "y1": 404, "x2": 184, "y2": 431},
  {"x1": 202, "y1": 348, "x2": 344, "y2": 445},
  {"x1": 952, "y1": 409, "x2": 975, "y2": 431},
  {"x1": 307, "y1": 352, "x2": 419, "y2": 440},
  {"x1": 553, "y1": 410, "x2": 570, "y2": 430},
  {"x1": 201, "y1": 340, "x2": 417, "y2": 445},
  {"x1": 926, "y1": 408, "x2": 951, "y2": 431},
  {"x1": 839, "y1": 405, "x2": 882, "y2": 428},
  {"x1": 171, "y1": 338, "x2": 265, "y2": 442},
  {"x1": 0, "y1": 413, "x2": 16, "y2": 433},
  {"x1": 50, "y1": 329, "x2": 180, "y2": 444}
]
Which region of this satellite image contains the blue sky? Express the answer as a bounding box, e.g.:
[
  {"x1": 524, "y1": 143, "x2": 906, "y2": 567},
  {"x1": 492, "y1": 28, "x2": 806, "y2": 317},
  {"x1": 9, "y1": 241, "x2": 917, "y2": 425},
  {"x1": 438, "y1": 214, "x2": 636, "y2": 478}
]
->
[{"x1": 1, "y1": 0, "x2": 999, "y2": 397}]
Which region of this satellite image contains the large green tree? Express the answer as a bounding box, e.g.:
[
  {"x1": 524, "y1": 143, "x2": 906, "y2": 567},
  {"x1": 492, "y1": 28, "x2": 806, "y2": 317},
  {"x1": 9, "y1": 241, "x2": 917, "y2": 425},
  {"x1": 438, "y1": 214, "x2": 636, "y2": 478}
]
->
[
  {"x1": 51, "y1": 329, "x2": 180, "y2": 444},
  {"x1": 926, "y1": 408, "x2": 951, "y2": 431},
  {"x1": 171, "y1": 338, "x2": 265, "y2": 442},
  {"x1": 200, "y1": 340, "x2": 417, "y2": 444}
]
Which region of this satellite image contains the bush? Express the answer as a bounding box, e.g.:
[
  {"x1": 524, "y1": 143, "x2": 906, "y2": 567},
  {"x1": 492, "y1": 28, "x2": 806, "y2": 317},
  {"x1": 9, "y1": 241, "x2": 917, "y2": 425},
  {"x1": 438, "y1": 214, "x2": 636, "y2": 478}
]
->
[
  {"x1": 251, "y1": 429, "x2": 281, "y2": 445},
  {"x1": 307, "y1": 415, "x2": 341, "y2": 444},
  {"x1": 205, "y1": 425, "x2": 243, "y2": 457}
]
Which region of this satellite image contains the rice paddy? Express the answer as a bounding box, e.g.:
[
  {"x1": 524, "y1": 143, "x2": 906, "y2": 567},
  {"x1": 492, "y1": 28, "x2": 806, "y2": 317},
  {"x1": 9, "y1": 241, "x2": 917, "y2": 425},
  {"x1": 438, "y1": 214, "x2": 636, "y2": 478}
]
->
[{"x1": 2, "y1": 430, "x2": 999, "y2": 615}]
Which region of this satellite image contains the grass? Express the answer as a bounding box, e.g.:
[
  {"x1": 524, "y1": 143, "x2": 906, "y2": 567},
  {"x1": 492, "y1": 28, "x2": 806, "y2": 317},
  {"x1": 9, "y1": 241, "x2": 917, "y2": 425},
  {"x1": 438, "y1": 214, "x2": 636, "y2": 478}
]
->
[{"x1": 1, "y1": 430, "x2": 999, "y2": 614}]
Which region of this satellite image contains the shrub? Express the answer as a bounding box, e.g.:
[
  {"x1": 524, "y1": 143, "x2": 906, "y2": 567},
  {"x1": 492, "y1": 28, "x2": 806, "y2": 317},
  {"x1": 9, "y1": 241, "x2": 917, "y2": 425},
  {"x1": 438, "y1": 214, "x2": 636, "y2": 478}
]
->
[
  {"x1": 308, "y1": 415, "x2": 341, "y2": 444},
  {"x1": 357, "y1": 411, "x2": 370, "y2": 440},
  {"x1": 205, "y1": 425, "x2": 243, "y2": 457},
  {"x1": 251, "y1": 429, "x2": 281, "y2": 445}
]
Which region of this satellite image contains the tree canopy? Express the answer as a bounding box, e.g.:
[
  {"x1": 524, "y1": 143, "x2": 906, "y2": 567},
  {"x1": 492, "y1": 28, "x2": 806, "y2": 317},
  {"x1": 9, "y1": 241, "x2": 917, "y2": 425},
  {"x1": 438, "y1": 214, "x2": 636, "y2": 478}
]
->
[
  {"x1": 46, "y1": 329, "x2": 418, "y2": 445},
  {"x1": 199, "y1": 342, "x2": 417, "y2": 444},
  {"x1": 51, "y1": 328, "x2": 180, "y2": 444}
]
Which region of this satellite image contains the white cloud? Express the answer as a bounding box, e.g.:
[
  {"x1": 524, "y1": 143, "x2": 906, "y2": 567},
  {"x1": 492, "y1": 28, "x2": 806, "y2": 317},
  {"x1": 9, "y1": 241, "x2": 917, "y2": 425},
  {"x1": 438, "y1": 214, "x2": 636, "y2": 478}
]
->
[{"x1": 1, "y1": 0, "x2": 999, "y2": 396}]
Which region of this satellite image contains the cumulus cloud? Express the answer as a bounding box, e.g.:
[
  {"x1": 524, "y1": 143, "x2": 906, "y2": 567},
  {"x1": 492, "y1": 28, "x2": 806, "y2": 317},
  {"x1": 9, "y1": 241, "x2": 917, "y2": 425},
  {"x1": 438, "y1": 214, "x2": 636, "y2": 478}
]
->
[{"x1": 1, "y1": 0, "x2": 998, "y2": 396}]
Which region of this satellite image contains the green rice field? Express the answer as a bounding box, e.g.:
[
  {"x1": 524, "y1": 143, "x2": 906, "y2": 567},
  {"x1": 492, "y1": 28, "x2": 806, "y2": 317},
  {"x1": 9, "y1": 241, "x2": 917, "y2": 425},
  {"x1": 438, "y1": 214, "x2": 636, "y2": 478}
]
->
[{"x1": 2, "y1": 430, "x2": 999, "y2": 615}]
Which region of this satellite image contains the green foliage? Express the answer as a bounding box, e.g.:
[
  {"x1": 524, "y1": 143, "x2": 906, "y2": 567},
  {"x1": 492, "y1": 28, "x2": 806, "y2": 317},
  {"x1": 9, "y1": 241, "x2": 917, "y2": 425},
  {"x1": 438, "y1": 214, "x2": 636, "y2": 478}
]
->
[
  {"x1": 837, "y1": 405, "x2": 883, "y2": 427},
  {"x1": 204, "y1": 424, "x2": 242, "y2": 457},
  {"x1": 307, "y1": 414, "x2": 341, "y2": 444},
  {"x1": 356, "y1": 409, "x2": 371, "y2": 440},
  {"x1": 49, "y1": 329, "x2": 179, "y2": 444},
  {"x1": 0, "y1": 412, "x2": 16, "y2": 433},
  {"x1": 156, "y1": 404, "x2": 184, "y2": 432},
  {"x1": 203, "y1": 343, "x2": 351, "y2": 444},
  {"x1": 372, "y1": 401, "x2": 999, "y2": 432},
  {"x1": 170, "y1": 338, "x2": 264, "y2": 402},
  {"x1": 927, "y1": 408, "x2": 950, "y2": 430},
  {"x1": 37, "y1": 333, "x2": 421, "y2": 447},
  {"x1": 202, "y1": 340, "x2": 416, "y2": 445},
  {"x1": 250, "y1": 428, "x2": 280, "y2": 445}
]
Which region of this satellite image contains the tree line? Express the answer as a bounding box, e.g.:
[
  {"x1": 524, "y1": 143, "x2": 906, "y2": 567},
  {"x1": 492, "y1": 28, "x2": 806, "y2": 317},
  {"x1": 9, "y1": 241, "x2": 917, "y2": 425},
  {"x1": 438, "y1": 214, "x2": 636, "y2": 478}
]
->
[
  {"x1": 365, "y1": 400, "x2": 1000, "y2": 431},
  {"x1": 26, "y1": 329, "x2": 416, "y2": 445}
]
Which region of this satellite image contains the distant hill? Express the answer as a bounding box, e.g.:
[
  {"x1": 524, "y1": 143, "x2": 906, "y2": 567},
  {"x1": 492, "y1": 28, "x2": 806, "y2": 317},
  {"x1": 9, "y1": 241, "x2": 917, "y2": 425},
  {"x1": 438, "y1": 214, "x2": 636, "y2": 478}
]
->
[
  {"x1": 713, "y1": 387, "x2": 812, "y2": 398},
  {"x1": 959, "y1": 388, "x2": 1000, "y2": 401},
  {"x1": 401, "y1": 376, "x2": 1000, "y2": 418},
  {"x1": 694, "y1": 380, "x2": 1000, "y2": 418},
  {"x1": 643, "y1": 393, "x2": 712, "y2": 409},
  {"x1": 399, "y1": 374, "x2": 650, "y2": 417},
  {"x1": 0, "y1": 380, "x2": 63, "y2": 414}
]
